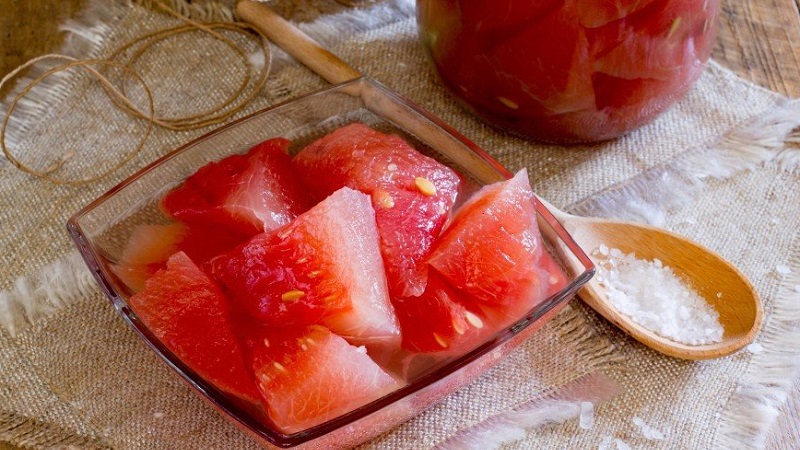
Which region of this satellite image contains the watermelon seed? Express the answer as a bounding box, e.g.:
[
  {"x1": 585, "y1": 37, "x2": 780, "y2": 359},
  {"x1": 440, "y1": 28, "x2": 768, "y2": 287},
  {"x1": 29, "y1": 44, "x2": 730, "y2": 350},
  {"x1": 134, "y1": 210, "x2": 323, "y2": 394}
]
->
[
  {"x1": 414, "y1": 177, "x2": 437, "y2": 196},
  {"x1": 465, "y1": 311, "x2": 484, "y2": 329},
  {"x1": 273, "y1": 362, "x2": 287, "y2": 372},
  {"x1": 498, "y1": 96, "x2": 519, "y2": 110},
  {"x1": 281, "y1": 289, "x2": 306, "y2": 302},
  {"x1": 374, "y1": 189, "x2": 395, "y2": 209},
  {"x1": 297, "y1": 256, "x2": 309, "y2": 264},
  {"x1": 278, "y1": 227, "x2": 293, "y2": 240},
  {"x1": 263, "y1": 338, "x2": 270, "y2": 347},
  {"x1": 308, "y1": 270, "x2": 321, "y2": 278},
  {"x1": 300, "y1": 343, "x2": 308, "y2": 351},
  {"x1": 668, "y1": 18, "x2": 682, "y2": 38},
  {"x1": 433, "y1": 332, "x2": 448, "y2": 348},
  {"x1": 452, "y1": 319, "x2": 466, "y2": 335}
]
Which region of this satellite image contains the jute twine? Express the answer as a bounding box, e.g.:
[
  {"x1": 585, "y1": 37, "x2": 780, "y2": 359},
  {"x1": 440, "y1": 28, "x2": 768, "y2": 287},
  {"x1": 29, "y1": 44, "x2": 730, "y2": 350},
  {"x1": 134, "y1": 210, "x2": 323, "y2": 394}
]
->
[{"x1": 0, "y1": 0, "x2": 271, "y2": 186}]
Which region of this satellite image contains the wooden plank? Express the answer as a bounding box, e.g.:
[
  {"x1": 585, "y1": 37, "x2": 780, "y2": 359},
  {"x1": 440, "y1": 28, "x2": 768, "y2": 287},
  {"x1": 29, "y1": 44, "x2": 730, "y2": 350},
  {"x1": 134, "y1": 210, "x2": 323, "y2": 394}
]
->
[{"x1": 714, "y1": 0, "x2": 800, "y2": 97}]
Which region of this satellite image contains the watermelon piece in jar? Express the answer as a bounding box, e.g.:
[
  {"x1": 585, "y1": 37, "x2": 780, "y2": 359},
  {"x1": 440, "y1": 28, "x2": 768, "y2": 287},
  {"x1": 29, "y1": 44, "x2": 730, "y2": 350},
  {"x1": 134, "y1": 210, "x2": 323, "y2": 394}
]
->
[
  {"x1": 128, "y1": 252, "x2": 260, "y2": 406},
  {"x1": 246, "y1": 325, "x2": 402, "y2": 434},
  {"x1": 428, "y1": 170, "x2": 552, "y2": 328},
  {"x1": 488, "y1": 4, "x2": 595, "y2": 115},
  {"x1": 574, "y1": 0, "x2": 659, "y2": 28},
  {"x1": 293, "y1": 123, "x2": 461, "y2": 298},
  {"x1": 211, "y1": 187, "x2": 401, "y2": 351},
  {"x1": 589, "y1": 0, "x2": 710, "y2": 82},
  {"x1": 162, "y1": 137, "x2": 311, "y2": 238}
]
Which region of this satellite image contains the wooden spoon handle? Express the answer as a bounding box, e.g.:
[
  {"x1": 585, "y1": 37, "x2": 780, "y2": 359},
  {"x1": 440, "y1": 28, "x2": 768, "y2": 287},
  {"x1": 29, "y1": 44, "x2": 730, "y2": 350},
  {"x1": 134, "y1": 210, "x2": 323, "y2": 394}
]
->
[{"x1": 236, "y1": 0, "x2": 363, "y2": 84}]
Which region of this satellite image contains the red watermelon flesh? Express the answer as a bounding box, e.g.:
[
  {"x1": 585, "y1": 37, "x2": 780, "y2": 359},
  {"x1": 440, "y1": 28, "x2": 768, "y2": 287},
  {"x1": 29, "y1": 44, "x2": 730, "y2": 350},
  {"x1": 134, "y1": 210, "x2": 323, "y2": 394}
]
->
[
  {"x1": 246, "y1": 325, "x2": 402, "y2": 434},
  {"x1": 393, "y1": 272, "x2": 490, "y2": 355},
  {"x1": 293, "y1": 123, "x2": 461, "y2": 298},
  {"x1": 211, "y1": 187, "x2": 401, "y2": 350},
  {"x1": 575, "y1": 0, "x2": 659, "y2": 28},
  {"x1": 428, "y1": 169, "x2": 549, "y2": 326},
  {"x1": 162, "y1": 137, "x2": 311, "y2": 238},
  {"x1": 489, "y1": 4, "x2": 595, "y2": 115},
  {"x1": 128, "y1": 251, "x2": 260, "y2": 406},
  {"x1": 111, "y1": 222, "x2": 249, "y2": 293}
]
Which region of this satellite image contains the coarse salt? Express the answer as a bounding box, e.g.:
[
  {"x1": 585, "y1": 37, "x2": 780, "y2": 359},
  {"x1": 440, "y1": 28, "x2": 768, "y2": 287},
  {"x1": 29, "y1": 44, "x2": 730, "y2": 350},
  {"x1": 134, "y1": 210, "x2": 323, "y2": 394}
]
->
[
  {"x1": 632, "y1": 416, "x2": 665, "y2": 440},
  {"x1": 776, "y1": 264, "x2": 792, "y2": 275},
  {"x1": 599, "y1": 436, "x2": 630, "y2": 450},
  {"x1": 579, "y1": 401, "x2": 594, "y2": 430},
  {"x1": 746, "y1": 342, "x2": 764, "y2": 354},
  {"x1": 591, "y1": 247, "x2": 724, "y2": 345}
]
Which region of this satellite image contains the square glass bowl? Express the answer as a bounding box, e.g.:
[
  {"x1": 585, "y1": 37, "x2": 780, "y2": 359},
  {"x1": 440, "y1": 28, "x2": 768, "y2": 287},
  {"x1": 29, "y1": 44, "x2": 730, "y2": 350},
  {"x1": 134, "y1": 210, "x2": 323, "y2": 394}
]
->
[{"x1": 67, "y1": 77, "x2": 595, "y2": 449}]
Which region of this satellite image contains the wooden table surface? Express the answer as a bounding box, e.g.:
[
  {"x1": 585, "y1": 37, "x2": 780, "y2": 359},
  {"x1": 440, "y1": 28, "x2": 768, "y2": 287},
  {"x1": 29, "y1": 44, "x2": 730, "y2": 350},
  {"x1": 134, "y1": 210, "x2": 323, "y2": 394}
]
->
[{"x1": 1, "y1": 0, "x2": 799, "y2": 448}]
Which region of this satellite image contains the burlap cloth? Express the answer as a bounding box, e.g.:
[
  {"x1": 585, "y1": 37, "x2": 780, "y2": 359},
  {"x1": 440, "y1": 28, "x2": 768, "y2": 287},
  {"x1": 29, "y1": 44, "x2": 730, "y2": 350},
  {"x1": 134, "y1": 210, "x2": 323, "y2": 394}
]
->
[{"x1": 2, "y1": 0, "x2": 799, "y2": 448}]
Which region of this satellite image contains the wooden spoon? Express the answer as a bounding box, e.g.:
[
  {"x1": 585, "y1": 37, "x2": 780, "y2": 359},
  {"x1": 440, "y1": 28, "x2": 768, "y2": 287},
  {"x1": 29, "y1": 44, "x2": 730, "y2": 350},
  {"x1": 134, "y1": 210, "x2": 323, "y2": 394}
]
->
[
  {"x1": 236, "y1": 0, "x2": 763, "y2": 359},
  {"x1": 536, "y1": 197, "x2": 763, "y2": 360}
]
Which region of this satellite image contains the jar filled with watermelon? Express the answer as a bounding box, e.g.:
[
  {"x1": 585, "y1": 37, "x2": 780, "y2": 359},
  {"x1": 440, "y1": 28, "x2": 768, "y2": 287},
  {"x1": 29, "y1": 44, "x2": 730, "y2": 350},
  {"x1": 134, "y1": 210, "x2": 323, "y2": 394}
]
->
[{"x1": 416, "y1": 0, "x2": 720, "y2": 143}]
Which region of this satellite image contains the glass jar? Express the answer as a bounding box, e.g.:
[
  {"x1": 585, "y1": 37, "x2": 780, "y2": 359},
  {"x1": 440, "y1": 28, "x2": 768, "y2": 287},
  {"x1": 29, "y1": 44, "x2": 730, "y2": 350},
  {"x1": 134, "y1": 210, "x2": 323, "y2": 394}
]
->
[{"x1": 416, "y1": 0, "x2": 720, "y2": 143}]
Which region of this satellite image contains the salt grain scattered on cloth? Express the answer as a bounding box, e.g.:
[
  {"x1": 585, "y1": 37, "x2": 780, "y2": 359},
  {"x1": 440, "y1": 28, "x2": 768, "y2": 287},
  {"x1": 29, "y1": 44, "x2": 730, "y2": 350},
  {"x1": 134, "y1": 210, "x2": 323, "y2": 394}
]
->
[
  {"x1": 776, "y1": 264, "x2": 792, "y2": 274},
  {"x1": 747, "y1": 343, "x2": 764, "y2": 354},
  {"x1": 579, "y1": 401, "x2": 594, "y2": 430},
  {"x1": 632, "y1": 416, "x2": 665, "y2": 440},
  {"x1": 598, "y1": 436, "x2": 633, "y2": 450}
]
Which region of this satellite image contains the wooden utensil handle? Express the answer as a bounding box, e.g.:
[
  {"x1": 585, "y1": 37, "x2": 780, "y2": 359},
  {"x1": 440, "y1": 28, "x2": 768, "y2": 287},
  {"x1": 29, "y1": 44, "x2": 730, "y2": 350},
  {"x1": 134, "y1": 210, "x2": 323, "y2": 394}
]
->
[{"x1": 236, "y1": 0, "x2": 363, "y2": 84}]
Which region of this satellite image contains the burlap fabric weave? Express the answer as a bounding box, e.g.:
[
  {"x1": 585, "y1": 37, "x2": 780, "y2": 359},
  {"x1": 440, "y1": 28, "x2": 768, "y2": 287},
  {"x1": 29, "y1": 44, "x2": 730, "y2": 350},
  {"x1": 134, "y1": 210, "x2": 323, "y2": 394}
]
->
[{"x1": 2, "y1": 0, "x2": 799, "y2": 449}]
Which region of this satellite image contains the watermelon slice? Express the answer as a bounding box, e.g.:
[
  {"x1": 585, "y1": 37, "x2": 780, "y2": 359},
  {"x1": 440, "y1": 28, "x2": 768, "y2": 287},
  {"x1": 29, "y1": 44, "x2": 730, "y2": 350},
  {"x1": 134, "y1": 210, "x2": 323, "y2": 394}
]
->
[
  {"x1": 428, "y1": 169, "x2": 550, "y2": 326},
  {"x1": 211, "y1": 187, "x2": 401, "y2": 349},
  {"x1": 575, "y1": 0, "x2": 659, "y2": 28},
  {"x1": 489, "y1": 4, "x2": 595, "y2": 115},
  {"x1": 162, "y1": 137, "x2": 311, "y2": 238},
  {"x1": 246, "y1": 325, "x2": 402, "y2": 434},
  {"x1": 393, "y1": 272, "x2": 490, "y2": 355},
  {"x1": 293, "y1": 123, "x2": 461, "y2": 298},
  {"x1": 111, "y1": 223, "x2": 188, "y2": 293},
  {"x1": 128, "y1": 252, "x2": 260, "y2": 405},
  {"x1": 111, "y1": 222, "x2": 248, "y2": 292}
]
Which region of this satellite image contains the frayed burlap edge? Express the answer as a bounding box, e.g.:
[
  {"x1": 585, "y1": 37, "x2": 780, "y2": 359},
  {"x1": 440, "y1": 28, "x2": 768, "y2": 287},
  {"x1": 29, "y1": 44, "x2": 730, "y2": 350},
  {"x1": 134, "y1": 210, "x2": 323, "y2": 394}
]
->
[
  {"x1": 716, "y1": 234, "x2": 800, "y2": 450},
  {"x1": 0, "y1": 251, "x2": 96, "y2": 338},
  {"x1": 0, "y1": 2, "x2": 120, "y2": 158},
  {"x1": 434, "y1": 372, "x2": 622, "y2": 449},
  {"x1": 570, "y1": 97, "x2": 800, "y2": 226}
]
